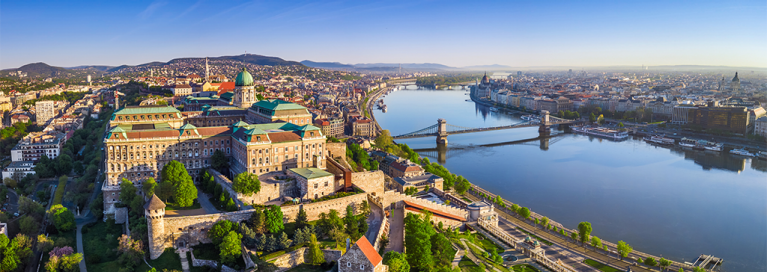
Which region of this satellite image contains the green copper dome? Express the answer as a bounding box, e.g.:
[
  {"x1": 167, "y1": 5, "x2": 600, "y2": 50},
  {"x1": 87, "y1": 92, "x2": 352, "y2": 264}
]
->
[{"x1": 235, "y1": 67, "x2": 254, "y2": 86}]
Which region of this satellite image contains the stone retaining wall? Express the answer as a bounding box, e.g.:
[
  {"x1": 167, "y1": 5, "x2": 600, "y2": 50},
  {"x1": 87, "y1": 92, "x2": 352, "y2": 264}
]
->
[
  {"x1": 384, "y1": 191, "x2": 468, "y2": 219},
  {"x1": 271, "y1": 247, "x2": 343, "y2": 271},
  {"x1": 351, "y1": 170, "x2": 385, "y2": 196},
  {"x1": 281, "y1": 193, "x2": 368, "y2": 222},
  {"x1": 190, "y1": 251, "x2": 237, "y2": 272},
  {"x1": 326, "y1": 142, "x2": 347, "y2": 160}
]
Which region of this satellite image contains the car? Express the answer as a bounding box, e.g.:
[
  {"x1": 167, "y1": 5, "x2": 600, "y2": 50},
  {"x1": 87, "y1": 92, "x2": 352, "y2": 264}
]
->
[{"x1": 13, "y1": 212, "x2": 19, "y2": 217}]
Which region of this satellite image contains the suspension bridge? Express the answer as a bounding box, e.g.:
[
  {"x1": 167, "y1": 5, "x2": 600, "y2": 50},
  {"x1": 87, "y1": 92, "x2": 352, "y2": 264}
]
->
[
  {"x1": 392, "y1": 110, "x2": 580, "y2": 144},
  {"x1": 413, "y1": 134, "x2": 568, "y2": 163}
]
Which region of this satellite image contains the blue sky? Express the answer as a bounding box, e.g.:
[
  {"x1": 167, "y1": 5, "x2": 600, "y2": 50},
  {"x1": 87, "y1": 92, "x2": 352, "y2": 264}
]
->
[{"x1": 1, "y1": 0, "x2": 765, "y2": 69}]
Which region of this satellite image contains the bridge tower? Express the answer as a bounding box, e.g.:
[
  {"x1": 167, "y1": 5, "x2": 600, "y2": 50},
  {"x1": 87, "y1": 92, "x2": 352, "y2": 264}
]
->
[
  {"x1": 539, "y1": 110, "x2": 551, "y2": 136},
  {"x1": 437, "y1": 118, "x2": 448, "y2": 144}
]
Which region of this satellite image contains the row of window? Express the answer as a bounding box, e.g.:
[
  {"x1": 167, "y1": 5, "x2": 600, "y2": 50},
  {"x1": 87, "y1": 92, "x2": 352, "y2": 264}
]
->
[{"x1": 116, "y1": 114, "x2": 177, "y2": 121}]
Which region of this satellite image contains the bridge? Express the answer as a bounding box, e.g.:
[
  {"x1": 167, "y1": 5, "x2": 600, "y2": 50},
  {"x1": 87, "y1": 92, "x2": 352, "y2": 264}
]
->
[
  {"x1": 392, "y1": 110, "x2": 579, "y2": 144},
  {"x1": 414, "y1": 134, "x2": 567, "y2": 163}
]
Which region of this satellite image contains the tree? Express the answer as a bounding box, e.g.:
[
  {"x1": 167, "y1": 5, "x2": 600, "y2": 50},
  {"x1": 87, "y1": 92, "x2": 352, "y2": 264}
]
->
[
  {"x1": 570, "y1": 232, "x2": 578, "y2": 242},
  {"x1": 659, "y1": 257, "x2": 672, "y2": 271},
  {"x1": 211, "y1": 150, "x2": 228, "y2": 173},
  {"x1": 232, "y1": 172, "x2": 261, "y2": 195},
  {"x1": 375, "y1": 130, "x2": 394, "y2": 148},
  {"x1": 294, "y1": 206, "x2": 309, "y2": 230},
  {"x1": 278, "y1": 232, "x2": 292, "y2": 250},
  {"x1": 142, "y1": 178, "x2": 157, "y2": 196},
  {"x1": 518, "y1": 207, "x2": 531, "y2": 219},
  {"x1": 120, "y1": 178, "x2": 137, "y2": 204},
  {"x1": 511, "y1": 203, "x2": 520, "y2": 213},
  {"x1": 219, "y1": 231, "x2": 242, "y2": 265},
  {"x1": 328, "y1": 226, "x2": 347, "y2": 248},
  {"x1": 454, "y1": 178, "x2": 470, "y2": 194},
  {"x1": 117, "y1": 235, "x2": 144, "y2": 269},
  {"x1": 383, "y1": 251, "x2": 410, "y2": 272},
  {"x1": 37, "y1": 234, "x2": 54, "y2": 253},
  {"x1": 3, "y1": 178, "x2": 16, "y2": 188},
  {"x1": 430, "y1": 233, "x2": 453, "y2": 267},
  {"x1": 404, "y1": 213, "x2": 434, "y2": 271},
  {"x1": 344, "y1": 205, "x2": 359, "y2": 239},
  {"x1": 541, "y1": 217, "x2": 550, "y2": 230},
  {"x1": 618, "y1": 122, "x2": 625, "y2": 128},
  {"x1": 208, "y1": 220, "x2": 235, "y2": 245},
  {"x1": 156, "y1": 180, "x2": 174, "y2": 202},
  {"x1": 328, "y1": 209, "x2": 344, "y2": 231},
  {"x1": 0, "y1": 234, "x2": 20, "y2": 272},
  {"x1": 307, "y1": 234, "x2": 325, "y2": 265},
  {"x1": 360, "y1": 200, "x2": 371, "y2": 217},
  {"x1": 56, "y1": 154, "x2": 73, "y2": 175},
  {"x1": 161, "y1": 160, "x2": 197, "y2": 207},
  {"x1": 590, "y1": 236, "x2": 602, "y2": 251},
  {"x1": 264, "y1": 205, "x2": 284, "y2": 233},
  {"x1": 616, "y1": 240, "x2": 632, "y2": 260},
  {"x1": 577, "y1": 222, "x2": 592, "y2": 246},
  {"x1": 19, "y1": 215, "x2": 39, "y2": 235},
  {"x1": 644, "y1": 257, "x2": 658, "y2": 267},
  {"x1": 49, "y1": 204, "x2": 76, "y2": 232},
  {"x1": 589, "y1": 113, "x2": 596, "y2": 123},
  {"x1": 249, "y1": 209, "x2": 266, "y2": 234}
]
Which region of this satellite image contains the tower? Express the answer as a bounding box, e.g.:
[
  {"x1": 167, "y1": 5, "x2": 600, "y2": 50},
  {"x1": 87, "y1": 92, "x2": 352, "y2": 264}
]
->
[
  {"x1": 205, "y1": 57, "x2": 210, "y2": 82},
  {"x1": 145, "y1": 194, "x2": 166, "y2": 260},
  {"x1": 731, "y1": 72, "x2": 740, "y2": 93},
  {"x1": 114, "y1": 90, "x2": 119, "y2": 109},
  {"x1": 234, "y1": 68, "x2": 256, "y2": 108}
]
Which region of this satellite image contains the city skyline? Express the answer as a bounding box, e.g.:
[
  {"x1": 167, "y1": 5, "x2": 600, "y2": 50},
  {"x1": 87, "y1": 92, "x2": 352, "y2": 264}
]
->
[{"x1": 1, "y1": 0, "x2": 766, "y2": 69}]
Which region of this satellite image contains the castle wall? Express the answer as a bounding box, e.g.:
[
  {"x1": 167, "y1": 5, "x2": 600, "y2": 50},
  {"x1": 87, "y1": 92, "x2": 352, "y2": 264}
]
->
[
  {"x1": 383, "y1": 191, "x2": 468, "y2": 220},
  {"x1": 351, "y1": 170, "x2": 385, "y2": 196},
  {"x1": 270, "y1": 247, "x2": 342, "y2": 270},
  {"x1": 208, "y1": 168, "x2": 295, "y2": 207},
  {"x1": 325, "y1": 142, "x2": 347, "y2": 160}
]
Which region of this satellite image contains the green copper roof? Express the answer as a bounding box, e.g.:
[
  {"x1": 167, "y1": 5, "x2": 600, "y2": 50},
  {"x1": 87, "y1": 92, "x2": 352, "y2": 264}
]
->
[
  {"x1": 235, "y1": 67, "x2": 254, "y2": 86},
  {"x1": 110, "y1": 126, "x2": 126, "y2": 133},
  {"x1": 179, "y1": 123, "x2": 197, "y2": 130},
  {"x1": 231, "y1": 121, "x2": 249, "y2": 127},
  {"x1": 114, "y1": 106, "x2": 181, "y2": 115},
  {"x1": 289, "y1": 168, "x2": 333, "y2": 180},
  {"x1": 252, "y1": 99, "x2": 307, "y2": 111}
]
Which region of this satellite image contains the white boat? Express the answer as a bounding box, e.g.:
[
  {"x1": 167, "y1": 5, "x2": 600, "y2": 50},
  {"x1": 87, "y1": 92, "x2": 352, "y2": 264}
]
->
[
  {"x1": 574, "y1": 126, "x2": 629, "y2": 140},
  {"x1": 730, "y1": 148, "x2": 755, "y2": 157},
  {"x1": 644, "y1": 135, "x2": 675, "y2": 145},
  {"x1": 699, "y1": 140, "x2": 723, "y2": 152},
  {"x1": 757, "y1": 151, "x2": 767, "y2": 159},
  {"x1": 678, "y1": 138, "x2": 697, "y2": 148},
  {"x1": 489, "y1": 107, "x2": 499, "y2": 112}
]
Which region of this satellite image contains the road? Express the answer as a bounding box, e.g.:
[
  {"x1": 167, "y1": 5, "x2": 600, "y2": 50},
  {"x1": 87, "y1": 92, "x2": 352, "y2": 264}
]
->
[
  {"x1": 465, "y1": 191, "x2": 680, "y2": 272},
  {"x1": 364, "y1": 201, "x2": 384, "y2": 243},
  {"x1": 387, "y1": 207, "x2": 404, "y2": 253},
  {"x1": 5, "y1": 189, "x2": 18, "y2": 215}
]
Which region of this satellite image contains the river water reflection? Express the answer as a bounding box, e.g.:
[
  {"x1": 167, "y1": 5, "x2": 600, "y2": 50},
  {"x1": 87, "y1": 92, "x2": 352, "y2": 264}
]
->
[{"x1": 373, "y1": 85, "x2": 766, "y2": 272}]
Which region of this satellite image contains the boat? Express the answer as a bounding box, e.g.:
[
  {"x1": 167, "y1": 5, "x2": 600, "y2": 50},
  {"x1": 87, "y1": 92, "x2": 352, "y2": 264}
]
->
[
  {"x1": 521, "y1": 115, "x2": 538, "y2": 121},
  {"x1": 699, "y1": 140, "x2": 723, "y2": 152},
  {"x1": 489, "y1": 107, "x2": 499, "y2": 112},
  {"x1": 573, "y1": 126, "x2": 629, "y2": 140},
  {"x1": 644, "y1": 135, "x2": 675, "y2": 145},
  {"x1": 678, "y1": 138, "x2": 697, "y2": 148},
  {"x1": 757, "y1": 151, "x2": 767, "y2": 159},
  {"x1": 729, "y1": 148, "x2": 755, "y2": 157}
]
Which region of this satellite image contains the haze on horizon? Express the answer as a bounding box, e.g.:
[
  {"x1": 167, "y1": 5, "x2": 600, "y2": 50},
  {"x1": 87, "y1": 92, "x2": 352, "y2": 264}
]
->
[{"x1": 1, "y1": 0, "x2": 765, "y2": 70}]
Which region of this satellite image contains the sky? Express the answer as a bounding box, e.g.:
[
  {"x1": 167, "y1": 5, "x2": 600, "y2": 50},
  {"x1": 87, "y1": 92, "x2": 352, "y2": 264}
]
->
[{"x1": 1, "y1": 0, "x2": 766, "y2": 69}]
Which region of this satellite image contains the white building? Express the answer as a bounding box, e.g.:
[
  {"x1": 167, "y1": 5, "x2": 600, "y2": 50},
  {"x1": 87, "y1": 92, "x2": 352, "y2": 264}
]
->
[
  {"x1": 36, "y1": 100, "x2": 56, "y2": 125},
  {"x1": 754, "y1": 116, "x2": 767, "y2": 138},
  {"x1": 10, "y1": 131, "x2": 67, "y2": 162},
  {"x1": 2, "y1": 161, "x2": 35, "y2": 180}
]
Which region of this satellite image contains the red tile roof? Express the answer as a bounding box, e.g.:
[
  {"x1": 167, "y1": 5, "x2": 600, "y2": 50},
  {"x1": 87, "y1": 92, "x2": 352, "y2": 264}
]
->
[
  {"x1": 197, "y1": 127, "x2": 232, "y2": 136},
  {"x1": 355, "y1": 236, "x2": 382, "y2": 266}
]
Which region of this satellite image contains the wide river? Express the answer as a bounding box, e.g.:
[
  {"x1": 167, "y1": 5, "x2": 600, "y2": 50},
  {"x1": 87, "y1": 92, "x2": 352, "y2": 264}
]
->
[{"x1": 373, "y1": 85, "x2": 766, "y2": 272}]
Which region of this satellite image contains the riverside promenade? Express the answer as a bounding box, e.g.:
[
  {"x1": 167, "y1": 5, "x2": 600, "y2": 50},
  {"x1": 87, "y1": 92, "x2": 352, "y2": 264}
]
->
[{"x1": 469, "y1": 184, "x2": 695, "y2": 272}]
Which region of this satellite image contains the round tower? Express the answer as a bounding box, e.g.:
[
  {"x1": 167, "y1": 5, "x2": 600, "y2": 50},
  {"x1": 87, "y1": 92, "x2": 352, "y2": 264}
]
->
[{"x1": 144, "y1": 194, "x2": 167, "y2": 260}]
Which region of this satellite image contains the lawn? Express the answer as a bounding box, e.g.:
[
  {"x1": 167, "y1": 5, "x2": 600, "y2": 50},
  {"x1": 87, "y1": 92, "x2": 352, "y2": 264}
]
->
[
  {"x1": 515, "y1": 227, "x2": 553, "y2": 246},
  {"x1": 459, "y1": 256, "x2": 483, "y2": 272},
  {"x1": 83, "y1": 221, "x2": 123, "y2": 271},
  {"x1": 461, "y1": 197, "x2": 472, "y2": 203},
  {"x1": 583, "y1": 259, "x2": 622, "y2": 272},
  {"x1": 136, "y1": 248, "x2": 184, "y2": 272},
  {"x1": 511, "y1": 264, "x2": 541, "y2": 272},
  {"x1": 474, "y1": 233, "x2": 504, "y2": 253},
  {"x1": 52, "y1": 177, "x2": 67, "y2": 205}
]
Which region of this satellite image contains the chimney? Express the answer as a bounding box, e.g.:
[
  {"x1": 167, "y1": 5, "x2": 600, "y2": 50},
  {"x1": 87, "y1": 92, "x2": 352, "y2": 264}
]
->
[{"x1": 345, "y1": 238, "x2": 351, "y2": 252}]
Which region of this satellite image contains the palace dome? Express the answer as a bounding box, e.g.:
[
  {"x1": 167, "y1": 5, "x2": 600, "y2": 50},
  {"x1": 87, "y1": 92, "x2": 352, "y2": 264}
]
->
[
  {"x1": 732, "y1": 72, "x2": 739, "y2": 82},
  {"x1": 235, "y1": 67, "x2": 254, "y2": 86}
]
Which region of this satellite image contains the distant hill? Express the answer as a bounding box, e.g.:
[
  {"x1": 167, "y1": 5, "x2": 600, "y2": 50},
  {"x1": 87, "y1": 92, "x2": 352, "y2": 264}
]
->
[
  {"x1": 212, "y1": 54, "x2": 303, "y2": 66},
  {"x1": 68, "y1": 65, "x2": 115, "y2": 71},
  {"x1": 301, "y1": 60, "x2": 355, "y2": 69},
  {"x1": 461, "y1": 64, "x2": 514, "y2": 70},
  {"x1": 2, "y1": 62, "x2": 72, "y2": 77}
]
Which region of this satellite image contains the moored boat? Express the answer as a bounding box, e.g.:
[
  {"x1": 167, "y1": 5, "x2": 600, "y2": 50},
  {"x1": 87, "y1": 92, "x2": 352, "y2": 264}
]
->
[
  {"x1": 678, "y1": 138, "x2": 697, "y2": 148},
  {"x1": 574, "y1": 126, "x2": 629, "y2": 140},
  {"x1": 729, "y1": 148, "x2": 755, "y2": 157},
  {"x1": 644, "y1": 135, "x2": 675, "y2": 145}
]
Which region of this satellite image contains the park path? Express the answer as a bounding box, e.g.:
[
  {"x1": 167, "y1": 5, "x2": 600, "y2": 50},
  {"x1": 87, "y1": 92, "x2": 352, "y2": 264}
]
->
[
  {"x1": 364, "y1": 200, "x2": 384, "y2": 243},
  {"x1": 179, "y1": 252, "x2": 190, "y2": 272},
  {"x1": 459, "y1": 239, "x2": 503, "y2": 272},
  {"x1": 76, "y1": 218, "x2": 95, "y2": 272}
]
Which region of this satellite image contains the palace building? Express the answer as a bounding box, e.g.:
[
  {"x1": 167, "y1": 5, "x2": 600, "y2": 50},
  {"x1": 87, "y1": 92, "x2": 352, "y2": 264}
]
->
[{"x1": 102, "y1": 69, "x2": 327, "y2": 217}]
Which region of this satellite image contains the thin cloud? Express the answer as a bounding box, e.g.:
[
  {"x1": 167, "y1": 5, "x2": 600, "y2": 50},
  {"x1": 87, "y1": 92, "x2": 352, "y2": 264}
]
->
[{"x1": 139, "y1": 1, "x2": 167, "y2": 19}]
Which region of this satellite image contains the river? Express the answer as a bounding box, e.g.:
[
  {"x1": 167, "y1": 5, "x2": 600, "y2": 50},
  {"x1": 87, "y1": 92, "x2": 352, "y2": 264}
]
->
[{"x1": 372, "y1": 85, "x2": 767, "y2": 272}]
